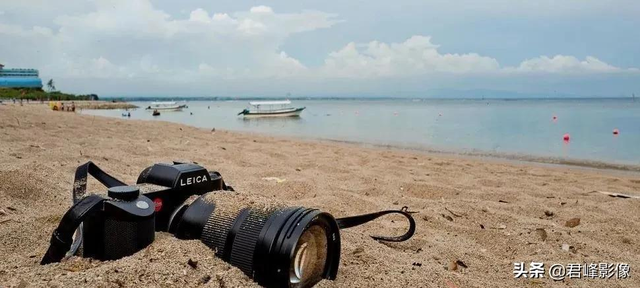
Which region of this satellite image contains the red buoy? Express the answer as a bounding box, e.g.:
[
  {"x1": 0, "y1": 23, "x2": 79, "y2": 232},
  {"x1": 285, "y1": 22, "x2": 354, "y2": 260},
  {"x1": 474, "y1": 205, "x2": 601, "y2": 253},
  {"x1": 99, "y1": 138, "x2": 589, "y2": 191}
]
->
[
  {"x1": 563, "y1": 133, "x2": 570, "y2": 141},
  {"x1": 613, "y1": 128, "x2": 619, "y2": 135}
]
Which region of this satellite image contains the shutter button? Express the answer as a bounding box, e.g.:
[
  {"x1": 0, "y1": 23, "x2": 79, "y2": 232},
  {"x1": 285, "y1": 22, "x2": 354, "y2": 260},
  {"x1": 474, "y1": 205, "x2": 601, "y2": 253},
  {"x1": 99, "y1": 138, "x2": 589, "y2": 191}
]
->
[{"x1": 108, "y1": 186, "x2": 140, "y2": 201}]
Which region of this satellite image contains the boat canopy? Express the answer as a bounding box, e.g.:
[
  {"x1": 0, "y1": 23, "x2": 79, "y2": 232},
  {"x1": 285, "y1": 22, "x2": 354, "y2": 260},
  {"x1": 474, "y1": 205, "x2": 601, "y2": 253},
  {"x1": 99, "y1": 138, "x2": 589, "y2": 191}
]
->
[
  {"x1": 248, "y1": 100, "x2": 291, "y2": 106},
  {"x1": 151, "y1": 101, "x2": 177, "y2": 105}
]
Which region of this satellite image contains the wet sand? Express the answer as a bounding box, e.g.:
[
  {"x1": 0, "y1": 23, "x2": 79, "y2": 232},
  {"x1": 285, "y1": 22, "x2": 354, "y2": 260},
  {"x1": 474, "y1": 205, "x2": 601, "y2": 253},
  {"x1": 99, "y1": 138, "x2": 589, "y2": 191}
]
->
[{"x1": 1, "y1": 104, "x2": 639, "y2": 287}]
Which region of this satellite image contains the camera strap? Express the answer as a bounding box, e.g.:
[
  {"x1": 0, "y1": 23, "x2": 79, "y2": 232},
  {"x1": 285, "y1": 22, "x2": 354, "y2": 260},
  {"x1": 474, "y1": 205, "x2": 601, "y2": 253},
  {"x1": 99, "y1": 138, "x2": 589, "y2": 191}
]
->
[
  {"x1": 40, "y1": 194, "x2": 104, "y2": 264},
  {"x1": 73, "y1": 161, "x2": 127, "y2": 203},
  {"x1": 336, "y1": 206, "x2": 416, "y2": 242}
]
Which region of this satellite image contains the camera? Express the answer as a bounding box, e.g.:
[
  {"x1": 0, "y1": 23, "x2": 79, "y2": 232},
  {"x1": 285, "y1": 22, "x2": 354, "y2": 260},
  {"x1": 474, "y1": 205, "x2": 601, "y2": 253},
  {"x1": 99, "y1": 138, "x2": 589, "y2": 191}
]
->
[{"x1": 43, "y1": 161, "x2": 415, "y2": 288}]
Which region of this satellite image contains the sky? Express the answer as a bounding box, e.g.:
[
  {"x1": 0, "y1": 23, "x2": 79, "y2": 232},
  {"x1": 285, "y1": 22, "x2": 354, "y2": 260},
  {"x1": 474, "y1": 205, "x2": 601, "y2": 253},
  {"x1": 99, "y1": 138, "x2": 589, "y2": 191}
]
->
[{"x1": 1, "y1": 0, "x2": 639, "y2": 97}]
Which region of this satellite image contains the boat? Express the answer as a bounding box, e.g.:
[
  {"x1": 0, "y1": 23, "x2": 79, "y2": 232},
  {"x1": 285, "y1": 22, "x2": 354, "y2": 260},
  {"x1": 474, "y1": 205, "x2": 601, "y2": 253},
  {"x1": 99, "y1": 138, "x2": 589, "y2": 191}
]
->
[
  {"x1": 237, "y1": 100, "x2": 305, "y2": 118},
  {"x1": 145, "y1": 101, "x2": 187, "y2": 111}
]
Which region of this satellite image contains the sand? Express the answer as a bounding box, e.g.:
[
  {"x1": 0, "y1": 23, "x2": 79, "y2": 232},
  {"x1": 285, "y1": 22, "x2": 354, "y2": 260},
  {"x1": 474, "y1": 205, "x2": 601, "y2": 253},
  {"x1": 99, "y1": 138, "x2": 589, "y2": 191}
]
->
[{"x1": 1, "y1": 104, "x2": 639, "y2": 288}]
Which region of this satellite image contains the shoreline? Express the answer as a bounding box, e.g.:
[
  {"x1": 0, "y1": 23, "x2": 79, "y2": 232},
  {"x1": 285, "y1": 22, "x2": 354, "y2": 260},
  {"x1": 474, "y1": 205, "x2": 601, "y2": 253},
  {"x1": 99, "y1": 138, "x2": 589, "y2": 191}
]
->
[
  {"x1": 2, "y1": 104, "x2": 639, "y2": 287},
  {"x1": 1, "y1": 100, "x2": 137, "y2": 110},
  {"x1": 62, "y1": 100, "x2": 138, "y2": 110},
  {"x1": 81, "y1": 105, "x2": 640, "y2": 173},
  {"x1": 320, "y1": 138, "x2": 640, "y2": 173}
]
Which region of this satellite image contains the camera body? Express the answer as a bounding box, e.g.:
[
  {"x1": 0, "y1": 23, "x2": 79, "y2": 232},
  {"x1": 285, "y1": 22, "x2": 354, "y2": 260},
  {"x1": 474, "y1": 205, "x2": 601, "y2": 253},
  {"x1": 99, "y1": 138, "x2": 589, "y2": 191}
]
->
[{"x1": 135, "y1": 162, "x2": 232, "y2": 231}]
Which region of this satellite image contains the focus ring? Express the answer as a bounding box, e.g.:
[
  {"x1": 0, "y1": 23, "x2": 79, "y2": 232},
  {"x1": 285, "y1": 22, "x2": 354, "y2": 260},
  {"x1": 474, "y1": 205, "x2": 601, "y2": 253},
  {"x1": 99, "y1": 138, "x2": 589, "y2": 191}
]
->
[
  {"x1": 201, "y1": 210, "x2": 237, "y2": 257},
  {"x1": 229, "y1": 210, "x2": 272, "y2": 276}
]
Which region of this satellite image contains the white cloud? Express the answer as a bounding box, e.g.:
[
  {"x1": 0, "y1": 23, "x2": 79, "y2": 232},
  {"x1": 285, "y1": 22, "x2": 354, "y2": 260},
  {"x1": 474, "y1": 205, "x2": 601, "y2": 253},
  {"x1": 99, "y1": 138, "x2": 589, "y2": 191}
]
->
[
  {"x1": 0, "y1": 1, "x2": 338, "y2": 83},
  {"x1": 320, "y1": 36, "x2": 636, "y2": 78},
  {"x1": 0, "y1": 23, "x2": 52, "y2": 37},
  {"x1": 189, "y1": 8, "x2": 211, "y2": 23},
  {"x1": 322, "y1": 36, "x2": 499, "y2": 77},
  {"x1": 513, "y1": 55, "x2": 621, "y2": 73},
  {"x1": 250, "y1": 6, "x2": 274, "y2": 14},
  {"x1": 0, "y1": 0, "x2": 637, "y2": 95}
]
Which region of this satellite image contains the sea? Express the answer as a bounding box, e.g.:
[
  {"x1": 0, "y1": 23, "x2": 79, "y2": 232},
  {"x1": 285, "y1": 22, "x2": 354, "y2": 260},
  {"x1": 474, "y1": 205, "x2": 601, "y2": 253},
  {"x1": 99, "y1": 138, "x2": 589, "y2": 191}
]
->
[{"x1": 81, "y1": 98, "x2": 640, "y2": 167}]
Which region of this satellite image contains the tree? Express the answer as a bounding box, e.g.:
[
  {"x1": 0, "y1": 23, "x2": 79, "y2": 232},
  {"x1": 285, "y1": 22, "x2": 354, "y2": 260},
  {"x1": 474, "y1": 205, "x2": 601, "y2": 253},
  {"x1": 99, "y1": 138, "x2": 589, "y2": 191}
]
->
[{"x1": 47, "y1": 79, "x2": 56, "y2": 92}]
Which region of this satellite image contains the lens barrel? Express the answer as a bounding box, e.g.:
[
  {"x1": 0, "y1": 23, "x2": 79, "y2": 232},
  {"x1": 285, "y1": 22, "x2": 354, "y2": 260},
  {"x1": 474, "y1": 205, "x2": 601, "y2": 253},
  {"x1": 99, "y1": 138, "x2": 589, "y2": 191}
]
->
[{"x1": 169, "y1": 192, "x2": 340, "y2": 287}]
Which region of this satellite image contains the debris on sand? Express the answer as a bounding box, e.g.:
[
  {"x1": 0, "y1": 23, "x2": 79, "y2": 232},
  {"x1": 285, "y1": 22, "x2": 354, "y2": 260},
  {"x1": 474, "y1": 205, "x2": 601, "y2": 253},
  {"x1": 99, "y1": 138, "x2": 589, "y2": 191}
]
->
[
  {"x1": 448, "y1": 260, "x2": 468, "y2": 271},
  {"x1": 544, "y1": 210, "x2": 554, "y2": 217},
  {"x1": 200, "y1": 275, "x2": 212, "y2": 284},
  {"x1": 561, "y1": 243, "x2": 577, "y2": 253},
  {"x1": 498, "y1": 200, "x2": 509, "y2": 203},
  {"x1": 565, "y1": 218, "x2": 581, "y2": 228},
  {"x1": 445, "y1": 279, "x2": 459, "y2": 288},
  {"x1": 441, "y1": 214, "x2": 453, "y2": 222},
  {"x1": 535, "y1": 228, "x2": 547, "y2": 241},
  {"x1": 261, "y1": 177, "x2": 286, "y2": 183},
  {"x1": 448, "y1": 261, "x2": 458, "y2": 271},
  {"x1": 445, "y1": 207, "x2": 464, "y2": 217},
  {"x1": 593, "y1": 190, "x2": 640, "y2": 199},
  {"x1": 187, "y1": 259, "x2": 198, "y2": 269}
]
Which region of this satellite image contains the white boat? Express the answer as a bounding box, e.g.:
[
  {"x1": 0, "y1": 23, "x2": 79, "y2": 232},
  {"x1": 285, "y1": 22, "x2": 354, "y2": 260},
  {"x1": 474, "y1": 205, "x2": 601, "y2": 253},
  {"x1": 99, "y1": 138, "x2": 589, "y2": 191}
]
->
[
  {"x1": 145, "y1": 101, "x2": 187, "y2": 111},
  {"x1": 237, "y1": 100, "x2": 305, "y2": 118}
]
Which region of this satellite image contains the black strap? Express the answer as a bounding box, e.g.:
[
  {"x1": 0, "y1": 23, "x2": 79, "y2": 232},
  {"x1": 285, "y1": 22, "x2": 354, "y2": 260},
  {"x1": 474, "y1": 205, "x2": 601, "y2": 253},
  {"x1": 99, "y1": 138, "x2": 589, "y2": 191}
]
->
[
  {"x1": 336, "y1": 206, "x2": 416, "y2": 242},
  {"x1": 41, "y1": 195, "x2": 104, "y2": 264},
  {"x1": 73, "y1": 161, "x2": 126, "y2": 203}
]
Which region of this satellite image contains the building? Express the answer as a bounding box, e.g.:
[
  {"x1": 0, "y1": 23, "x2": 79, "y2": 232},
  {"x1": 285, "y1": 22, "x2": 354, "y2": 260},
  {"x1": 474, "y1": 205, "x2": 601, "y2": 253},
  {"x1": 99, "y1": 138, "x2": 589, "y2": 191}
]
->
[{"x1": 0, "y1": 63, "x2": 44, "y2": 89}]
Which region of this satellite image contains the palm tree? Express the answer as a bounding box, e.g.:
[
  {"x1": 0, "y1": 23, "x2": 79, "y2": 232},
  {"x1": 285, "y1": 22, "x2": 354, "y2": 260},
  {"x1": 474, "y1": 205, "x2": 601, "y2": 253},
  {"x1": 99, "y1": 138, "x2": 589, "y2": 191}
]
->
[{"x1": 47, "y1": 79, "x2": 56, "y2": 92}]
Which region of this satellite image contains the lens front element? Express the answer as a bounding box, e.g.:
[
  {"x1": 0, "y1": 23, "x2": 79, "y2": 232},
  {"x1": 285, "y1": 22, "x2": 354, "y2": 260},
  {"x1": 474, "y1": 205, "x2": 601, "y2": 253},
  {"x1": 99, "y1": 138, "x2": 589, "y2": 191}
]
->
[{"x1": 290, "y1": 225, "x2": 328, "y2": 286}]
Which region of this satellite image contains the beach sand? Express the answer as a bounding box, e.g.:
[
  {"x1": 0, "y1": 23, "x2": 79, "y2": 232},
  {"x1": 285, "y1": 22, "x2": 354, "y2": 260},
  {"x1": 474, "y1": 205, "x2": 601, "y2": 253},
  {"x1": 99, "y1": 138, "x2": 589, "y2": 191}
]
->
[{"x1": 1, "y1": 104, "x2": 639, "y2": 287}]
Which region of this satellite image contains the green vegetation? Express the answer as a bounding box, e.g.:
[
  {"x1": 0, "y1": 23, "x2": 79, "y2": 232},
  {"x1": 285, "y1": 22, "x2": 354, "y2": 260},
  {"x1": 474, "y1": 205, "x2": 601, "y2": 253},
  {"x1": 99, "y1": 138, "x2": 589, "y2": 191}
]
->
[
  {"x1": 46, "y1": 79, "x2": 56, "y2": 92},
  {"x1": 0, "y1": 87, "x2": 99, "y2": 101}
]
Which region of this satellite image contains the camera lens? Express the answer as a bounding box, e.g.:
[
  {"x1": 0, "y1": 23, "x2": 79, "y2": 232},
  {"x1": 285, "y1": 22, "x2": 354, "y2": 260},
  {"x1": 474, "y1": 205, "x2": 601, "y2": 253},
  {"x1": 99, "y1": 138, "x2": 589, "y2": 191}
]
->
[{"x1": 169, "y1": 192, "x2": 340, "y2": 288}]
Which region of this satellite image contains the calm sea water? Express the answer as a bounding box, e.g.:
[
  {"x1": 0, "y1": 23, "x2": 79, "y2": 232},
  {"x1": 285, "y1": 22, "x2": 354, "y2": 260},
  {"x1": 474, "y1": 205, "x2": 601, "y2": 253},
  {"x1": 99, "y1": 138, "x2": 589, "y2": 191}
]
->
[{"x1": 82, "y1": 99, "x2": 640, "y2": 165}]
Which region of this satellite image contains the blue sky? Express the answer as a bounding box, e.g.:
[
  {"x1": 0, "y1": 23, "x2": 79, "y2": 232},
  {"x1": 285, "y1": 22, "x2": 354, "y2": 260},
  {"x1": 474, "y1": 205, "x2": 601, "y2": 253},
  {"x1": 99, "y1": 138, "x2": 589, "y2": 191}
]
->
[{"x1": 1, "y1": 0, "x2": 639, "y2": 97}]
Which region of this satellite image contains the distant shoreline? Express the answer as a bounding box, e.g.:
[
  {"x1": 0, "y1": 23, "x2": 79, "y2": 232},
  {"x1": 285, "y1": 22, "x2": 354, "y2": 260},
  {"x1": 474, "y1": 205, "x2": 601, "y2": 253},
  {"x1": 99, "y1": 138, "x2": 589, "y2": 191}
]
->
[{"x1": 102, "y1": 96, "x2": 638, "y2": 103}]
